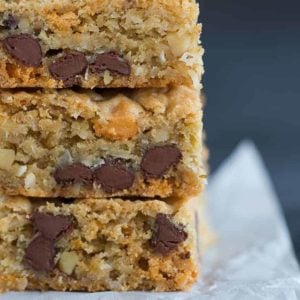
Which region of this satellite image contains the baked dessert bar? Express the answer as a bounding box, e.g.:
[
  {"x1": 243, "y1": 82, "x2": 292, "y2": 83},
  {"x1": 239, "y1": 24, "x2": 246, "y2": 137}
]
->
[
  {"x1": 0, "y1": 195, "x2": 203, "y2": 292},
  {"x1": 0, "y1": 0, "x2": 203, "y2": 88},
  {"x1": 0, "y1": 86, "x2": 206, "y2": 199}
]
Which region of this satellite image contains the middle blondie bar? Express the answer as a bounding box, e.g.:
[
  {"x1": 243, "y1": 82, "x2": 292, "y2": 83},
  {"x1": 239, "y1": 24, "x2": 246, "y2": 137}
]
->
[{"x1": 0, "y1": 85, "x2": 205, "y2": 199}]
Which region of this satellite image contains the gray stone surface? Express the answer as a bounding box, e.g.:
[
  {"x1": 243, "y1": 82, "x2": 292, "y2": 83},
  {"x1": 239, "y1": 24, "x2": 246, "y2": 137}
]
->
[{"x1": 199, "y1": 0, "x2": 300, "y2": 258}]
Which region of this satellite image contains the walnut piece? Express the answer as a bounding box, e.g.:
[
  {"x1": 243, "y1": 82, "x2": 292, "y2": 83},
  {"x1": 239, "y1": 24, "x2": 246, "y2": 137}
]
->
[
  {"x1": 58, "y1": 251, "x2": 80, "y2": 275},
  {"x1": 0, "y1": 149, "x2": 15, "y2": 170}
]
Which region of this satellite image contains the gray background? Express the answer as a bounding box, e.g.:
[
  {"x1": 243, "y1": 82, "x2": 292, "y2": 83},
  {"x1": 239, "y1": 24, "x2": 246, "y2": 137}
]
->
[{"x1": 199, "y1": 0, "x2": 300, "y2": 258}]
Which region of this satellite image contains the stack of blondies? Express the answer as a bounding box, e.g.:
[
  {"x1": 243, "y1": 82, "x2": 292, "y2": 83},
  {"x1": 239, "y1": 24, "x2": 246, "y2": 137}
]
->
[{"x1": 0, "y1": 0, "x2": 208, "y2": 292}]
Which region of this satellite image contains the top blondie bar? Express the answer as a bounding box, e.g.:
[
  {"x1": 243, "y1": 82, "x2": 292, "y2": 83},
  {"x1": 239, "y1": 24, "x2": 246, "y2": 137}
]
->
[{"x1": 0, "y1": 0, "x2": 203, "y2": 89}]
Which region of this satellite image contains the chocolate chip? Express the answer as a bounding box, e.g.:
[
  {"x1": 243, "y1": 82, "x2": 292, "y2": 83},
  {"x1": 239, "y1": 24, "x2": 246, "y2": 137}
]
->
[
  {"x1": 54, "y1": 163, "x2": 93, "y2": 186},
  {"x1": 3, "y1": 34, "x2": 42, "y2": 67},
  {"x1": 32, "y1": 212, "x2": 73, "y2": 241},
  {"x1": 141, "y1": 145, "x2": 182, "y2": 179},
  {"x1": 48, "y1": 51, "x2": 88, "y2": 87},
  {"x1": 150, "y1": 214, "x2": 187, "y2": 255},
  {"x1": 24, "y1": 235, "x2": 55, "y2": 272},
  {"x1": 89, "y1": 51, "x2": 131, "y2": 76},
  {"x1": 3, "y1": 14, "x2": 18, "y2": 29},
  {"x1": 94, "y1": 160, "x2": 135, "y2": 193}
]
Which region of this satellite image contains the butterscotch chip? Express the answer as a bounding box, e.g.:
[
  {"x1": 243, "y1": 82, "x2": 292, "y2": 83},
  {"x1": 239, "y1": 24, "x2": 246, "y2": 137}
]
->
[{"x1": 92, "y1": 98, "x2": 140, "y2": 141}]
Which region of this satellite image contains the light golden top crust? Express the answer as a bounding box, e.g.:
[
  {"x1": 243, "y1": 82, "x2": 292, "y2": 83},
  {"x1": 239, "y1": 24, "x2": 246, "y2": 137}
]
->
[
  {"x1": 1, "y1": 0, "x2": 199, "y2": 21},
  {"x1": 0, "y1": 0, "x2": 200, "y2": 38},
  {"x1": 0, "y1": 0, "x2": 201, "y2": 49}
]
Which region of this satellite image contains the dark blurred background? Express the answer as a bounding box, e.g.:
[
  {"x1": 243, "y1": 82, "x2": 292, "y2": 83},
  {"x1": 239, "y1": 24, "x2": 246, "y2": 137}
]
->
[{"x1": 198, "y1": 0, "x2": 300, "y2": 258}]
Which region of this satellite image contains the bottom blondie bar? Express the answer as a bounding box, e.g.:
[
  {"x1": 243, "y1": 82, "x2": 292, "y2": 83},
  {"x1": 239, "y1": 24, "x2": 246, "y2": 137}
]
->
[{"x1": 0, "y1": 195, "x2": 210, "y2": 292}]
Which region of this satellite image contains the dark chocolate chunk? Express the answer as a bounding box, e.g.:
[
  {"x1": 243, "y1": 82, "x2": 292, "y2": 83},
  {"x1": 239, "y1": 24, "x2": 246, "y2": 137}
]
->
[
  {"x1": 3, "y1": 14, "x2": 18, "y2": 30},
  {"x1": 48, "y1": 51, "x2": 88, "y2": 87},
  {"x1": 24, "y1": 235, "x2": 55, "y2": 272},
  {"x1": 150, "y1": 214, "x2": 187, "y2": 255},
  {"x1": 93, "y1": 160, "x2": 135, "y2": 193},
  {"x1": 54, "y1": 163, "x2": 93, "y2": 186},
  {"x1": 141, "y1": 145, "x2": 182, "y2": 179},
  {"x1": 32, "y1": 212, "x2": 73, "y2": 241},
  {"x1": 89, "y1": 51, "x2": 131, "y2": 76},
  {"x1": 3, "y1": 34, "x2": 42, "y2": 67}
]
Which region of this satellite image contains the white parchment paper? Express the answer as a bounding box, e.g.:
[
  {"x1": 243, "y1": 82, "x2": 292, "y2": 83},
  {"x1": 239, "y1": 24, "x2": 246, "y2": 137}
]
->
[{"x1": 2, "y1": 141, "x2": 300, "y2": 299}]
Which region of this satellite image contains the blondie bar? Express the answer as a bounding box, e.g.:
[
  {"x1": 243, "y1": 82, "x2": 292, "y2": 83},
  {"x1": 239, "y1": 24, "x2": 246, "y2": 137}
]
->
[
  {"x1": 0, "y1": 0, "x2": 203, "y2": 88},
  {"x1": 0, "y1": 195, "x2": 204, "y2": 292},
  {"x1": 0, "y1": 86, "x2": 206, "y2": 199}
]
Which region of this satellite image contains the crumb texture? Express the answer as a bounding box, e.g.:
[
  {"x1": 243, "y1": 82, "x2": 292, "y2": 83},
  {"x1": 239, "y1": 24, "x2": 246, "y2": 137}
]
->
[
  {"x1": 0, "y1": 0, "x2": 203, "y2": 88},
  {"x1": 0, "y1": 86, "x2": 206, "y2": 199},
  {"x1": 0, "y1": 196, "x2": 199, "y2": 292}
]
